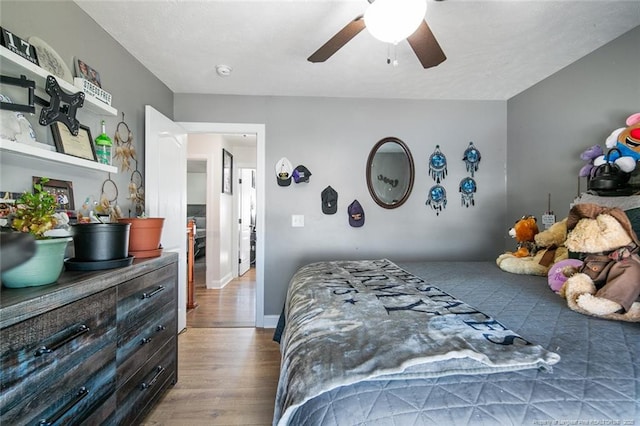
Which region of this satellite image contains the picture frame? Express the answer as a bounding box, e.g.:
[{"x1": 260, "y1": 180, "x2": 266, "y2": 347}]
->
[
  {"x1": 222, "y1": 148, "x2": 233, "y2": 195},
  {"x1": 0, "y1": 27, "x2": 38, "y2": 65},
  {"x1": 51, "y1": 122, "x2": 97, "y2": 162},
  {"x1": 33, "y1": 177, "x2": 75, "y2": 211},
  {"x1": 74, "y1": 57, "x2": 102, "y2": 88}
]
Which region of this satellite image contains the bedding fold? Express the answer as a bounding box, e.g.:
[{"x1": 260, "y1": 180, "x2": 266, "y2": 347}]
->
[{"x1": 274, "y1": 259, "x2": 560, "y2": 426}]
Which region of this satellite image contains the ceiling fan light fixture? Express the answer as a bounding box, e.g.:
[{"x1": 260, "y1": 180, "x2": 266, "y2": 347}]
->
[{"x1": 364, "y1": 0, "x2": 427, "y2": 44}]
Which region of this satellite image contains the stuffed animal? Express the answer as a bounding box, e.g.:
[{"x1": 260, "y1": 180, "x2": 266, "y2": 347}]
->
[
  {"x1": 592, "y1": 113, "x2": 640, "y2": 173},
  {"x1": 496, "y1": 217, "x2": 569, "y2": 276},
  {"x1": 510, "y1": 215, "x2": 539, "y2": 258},
  {"x1": 578, "y1": 145, "x2": 604, "y2": 178},
  {"x1": 547, "y1": 258, "x2": 583, "y2": 293},
  {"x1": 560, "y1": 204, "x2": 640, "y2": 322}
]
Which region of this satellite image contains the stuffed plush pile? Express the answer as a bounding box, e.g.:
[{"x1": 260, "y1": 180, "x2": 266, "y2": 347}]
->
[
  {"x1": 561, "y1": 204, "x2": 640, "y2": 322},
  {"x1": 496, "y1": 218, "x2": 569, "y2": 276}
]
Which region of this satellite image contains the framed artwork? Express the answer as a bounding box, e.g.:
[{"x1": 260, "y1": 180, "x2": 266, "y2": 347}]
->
[
  {"x1": 33, "y1": 177, "x2": 74, "y2": 211},
  {"x1": 51, "y1": 122, "x2": 97, "y2": 162},
  {"x1": 74, "y1": 57, "x2": 102, "y2": 88},
  {"x1": 222, "y1": 149, "x2": 233, "y2": 195}
]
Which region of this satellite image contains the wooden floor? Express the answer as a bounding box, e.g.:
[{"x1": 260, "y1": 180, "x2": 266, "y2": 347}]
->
[
  {"x1": 142, "y1": 259, "x2": 280, "y2": 425},
  {"x1": 187, "y1": 261, "x2": 256, "y2": 328}
]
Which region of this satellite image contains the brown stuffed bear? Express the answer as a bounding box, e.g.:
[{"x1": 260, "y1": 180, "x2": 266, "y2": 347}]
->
[
  {"x1": 561, "y1": 203, "x2": 640, "y2": 322},
  {"x1": 496, "y1": 217, "x2": 569, "y2": 276}
]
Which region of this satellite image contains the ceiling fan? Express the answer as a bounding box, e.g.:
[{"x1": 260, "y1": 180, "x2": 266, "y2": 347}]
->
[{"x1": 308, "y1": 0, "x2": 446, "y2": 69}]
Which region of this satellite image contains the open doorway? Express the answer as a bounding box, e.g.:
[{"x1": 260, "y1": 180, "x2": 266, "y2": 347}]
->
[{"x1": 185, "y1": 133, "x2": 258, "y2": 328}]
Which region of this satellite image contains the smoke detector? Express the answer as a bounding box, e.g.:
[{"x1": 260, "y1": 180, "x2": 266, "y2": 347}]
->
[{"x1": 216, "y1": 64, "x2": 232, "y2": 77}]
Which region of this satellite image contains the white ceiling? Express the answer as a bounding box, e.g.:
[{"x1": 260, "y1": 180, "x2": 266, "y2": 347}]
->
[{"x1": 75, "y1": 0, "x2": 639, "y2": 101}]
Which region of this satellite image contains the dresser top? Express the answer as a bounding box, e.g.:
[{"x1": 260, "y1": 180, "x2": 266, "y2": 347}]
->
[{"x1": 0, "y1": 252, "x2": 179, "y2": 329}]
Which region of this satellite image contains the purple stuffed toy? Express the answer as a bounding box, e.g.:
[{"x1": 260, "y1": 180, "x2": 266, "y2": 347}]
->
[
  {"x1": 547, "y1": 258, "x2": 583, "y2": 293},
  {"x1": 579, "y1": 145, "x2": 604, "y2": 177}
]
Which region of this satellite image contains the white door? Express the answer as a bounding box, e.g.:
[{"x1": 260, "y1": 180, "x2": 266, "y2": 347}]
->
[
  {"x1": 238, "y1": 168, "x2": 253, "y2": 276},
  {"x1": 145, "y1": 106, "x2": 188, "y2": 332}
]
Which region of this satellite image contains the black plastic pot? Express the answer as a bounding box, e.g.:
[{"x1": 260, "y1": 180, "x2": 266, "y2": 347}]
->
[{"x1": 70, "y1": 223, "x2": 131, "y2": 261}]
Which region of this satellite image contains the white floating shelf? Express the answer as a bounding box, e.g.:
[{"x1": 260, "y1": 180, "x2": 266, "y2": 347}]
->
[
  {"x1": 0, "y1": 139, "x2": 118, "y2": 173},
  {"x1": 0, "y1": 46, "x2": 117, "y2": 116}
]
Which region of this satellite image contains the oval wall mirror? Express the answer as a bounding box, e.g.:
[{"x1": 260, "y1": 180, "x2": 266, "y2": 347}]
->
[{"x1": 366, "y1": 137, "x2": 415, "y2": 209}]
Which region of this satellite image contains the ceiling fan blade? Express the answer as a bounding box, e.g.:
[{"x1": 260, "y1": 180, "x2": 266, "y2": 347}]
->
[
  {"x1": 407, "y1": 20, "x2": 446, "y2": 69},
  {"x1": 308, "y1": 15, "x2": 366, "y2": 63}
]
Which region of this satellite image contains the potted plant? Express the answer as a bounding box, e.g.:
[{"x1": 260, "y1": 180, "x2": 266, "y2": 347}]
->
[{"x1": 1, "y1": 178, "x2": 72, "y2": 288}]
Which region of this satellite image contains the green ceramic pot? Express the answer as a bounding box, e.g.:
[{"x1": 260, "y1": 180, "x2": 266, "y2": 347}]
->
[{"x1": 1, "y1": 237, "x2": 72, "y2": 288}]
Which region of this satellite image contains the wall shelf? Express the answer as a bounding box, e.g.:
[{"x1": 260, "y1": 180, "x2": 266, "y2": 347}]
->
[
  {"x1": 0, "y1": 46, "x2": 117, "y2": 116},
  {"x1": 1, "y1": 139, "x2": 117, "y2": 173}
]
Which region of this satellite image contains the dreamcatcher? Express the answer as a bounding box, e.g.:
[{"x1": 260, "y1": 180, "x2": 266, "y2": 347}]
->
[
  {"x1": 113, "y1": 113, "x2": 136, "y2": 172},
  {"x1": 462, "y1": 141, "x2": 481, "y2": 177},
  {"x1": 426, "y1": 185, "x2": 447, "y2": 216},
  {"x1": 459, "y1": 177, "x2": 477, "y2": 207},
  {"x1": 128, "y1": 169, "x2": 144, "y2": 217},
  {"x1": 428, "y1": 145, "x2": 447, "y2": 183},
  {"x1": 96, "y1": 175, "x2": 122, "y2": 222}
]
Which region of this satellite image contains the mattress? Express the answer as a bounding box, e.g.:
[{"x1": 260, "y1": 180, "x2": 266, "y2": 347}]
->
[{"x1": 276, "y1": 260, "x2": 639, "y2": 425}]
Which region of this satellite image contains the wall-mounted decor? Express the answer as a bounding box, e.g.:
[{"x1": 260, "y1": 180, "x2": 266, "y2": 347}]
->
[
  {"x1": 222, "y1": 148, "x2": 233, "y2": 194},
  {"x1": 0, "y1": 27, "x2": 38, "y2": 65},
  {"x1": 463, "y1": 141, "x2": 481, "y2": 176},
  {"x1": 366, "y1": 137, "x2": 414, "y2": 209},
  {"x1": 459, "y1": 177, "x2": 477, "y2": 207},
  {"x1": 426, "y1": 184, "x2": 447, "y2": 216},
  {"x1": 33, "y1": 176, "x2": 74, "y2": 211},
  {"x1": 428, "y1": 145, "x2": 447, "y2": 183},
  {"x1": 51, "y1": 121, "x2": 96, "y2": 162}
]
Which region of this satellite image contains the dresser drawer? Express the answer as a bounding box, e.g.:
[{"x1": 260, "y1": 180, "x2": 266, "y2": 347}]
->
[
  {"x1": 117, "y1": 302, "x2": 176, "y2": 385},
  {"x1": 0, "y1": 288, "x2": 116, "y2": 423},
  {"x1": 116, "y1": 336, "x2": 177, "y2": 425},
  {"x1": 1, "y1": 339, "x2": 116, "y2": 425},
  {"x1": 117, "y1": 264, "x2": 177, "y2": 333}
]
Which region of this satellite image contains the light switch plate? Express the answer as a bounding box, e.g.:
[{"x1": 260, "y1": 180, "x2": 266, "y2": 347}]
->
[{"x1": 291, "y1": 215, "x2": 304, "y2": 227}]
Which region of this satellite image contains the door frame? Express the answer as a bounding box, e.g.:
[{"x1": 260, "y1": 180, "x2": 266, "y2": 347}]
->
[{"x1": 180, "y1": 122, "x2": 266, "y2": 327}]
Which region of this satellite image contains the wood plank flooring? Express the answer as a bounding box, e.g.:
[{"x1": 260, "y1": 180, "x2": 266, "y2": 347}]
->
[
  {"x1": 142, "y1": 260, "x2": 280, "y2": 425},
  {"x1": 141, "y1": 328, "x2": 280, "y2": 425},
  {"x1": 187, "y1": 264, "x2": 256, "y2": 328}
]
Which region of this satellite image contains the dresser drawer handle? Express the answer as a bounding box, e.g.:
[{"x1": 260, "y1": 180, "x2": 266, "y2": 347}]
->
[
  {"x1": 38, "y1": 386, "x2": 89, "y2": 426},
  {"x1": 156, "y1": 324, "x2": 166, "y2": 332},
  {"x1": 141, "y1": 285, "x2": 165, "y2": 299},
  {"x1": 34, "y1": 324, "x2": 90, "y2": 357},
  {"x1": 141, "y1": 337, "x2": 152, "y2": 346},
  {"x1": 139, "y1": 365, "x2": 165, "y2": 391}
]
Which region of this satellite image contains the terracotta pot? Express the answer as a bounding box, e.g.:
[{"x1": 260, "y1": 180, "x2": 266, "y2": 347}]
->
[{"x1": 117, "y1": 217, "x2": 165, "y2": 253}]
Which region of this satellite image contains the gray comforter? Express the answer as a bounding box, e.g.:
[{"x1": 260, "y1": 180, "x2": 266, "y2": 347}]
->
[{"x1": 275, "y1": 260, "x2": 609, "y2": 426}]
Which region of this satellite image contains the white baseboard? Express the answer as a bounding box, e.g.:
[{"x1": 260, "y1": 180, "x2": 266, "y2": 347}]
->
[
  {"x1": 262, "y1": 315, "x2": 280, "y2": 329},
  {"x1": 206, "y1": 272, "x2": 234, "y2": 289}
]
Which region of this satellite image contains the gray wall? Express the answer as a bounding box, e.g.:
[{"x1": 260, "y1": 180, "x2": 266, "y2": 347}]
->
[
  {"x1": 506, "y1": 26, "x2": 640, "y2": 238},
  {"x1": 174, "y1": 96, "x2": 507, "y2": 315},
  {"x1": 0, "y1": 1, "x2": 173, "y2": 215}
]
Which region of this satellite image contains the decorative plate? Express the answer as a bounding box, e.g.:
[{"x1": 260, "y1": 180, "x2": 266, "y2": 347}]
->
[{"x1": 28, "y1": 36, "x2": 73, "y2": 82}]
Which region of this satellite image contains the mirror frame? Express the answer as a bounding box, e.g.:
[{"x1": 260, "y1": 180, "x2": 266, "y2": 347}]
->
[{"x1": 366, "y1": 137, "x2": 415, "y2": 209}]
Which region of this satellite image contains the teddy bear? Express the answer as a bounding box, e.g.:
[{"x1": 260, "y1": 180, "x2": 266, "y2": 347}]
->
[
  {"x1": 592, "y1": 112, "x2": 640, "y2": 174},
  {"x1": 560, "y1": 203, "x2": 640, "y2": 322},
  {"x1": 496, "y1": 217, "x2": 569, "y2": 276}
]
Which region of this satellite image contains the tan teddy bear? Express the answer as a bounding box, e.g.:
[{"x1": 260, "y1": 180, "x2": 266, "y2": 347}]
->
[
  {"x1": 496, "y1": 218, "x2": 569, "y2": 276},
  {"x1": 561, "y1": 204, "x2": 640, "y2": 322}
]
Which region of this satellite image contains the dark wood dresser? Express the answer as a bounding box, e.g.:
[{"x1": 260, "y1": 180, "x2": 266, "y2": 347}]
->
[{"x1": 0, "y1": 252, "x2": 178, "y2": 425}]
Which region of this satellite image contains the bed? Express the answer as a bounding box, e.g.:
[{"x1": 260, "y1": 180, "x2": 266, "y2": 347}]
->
[
  {"x1": 273, "y1": 259, "x2": 639, "y2": 425},
  {"x1": 187, "y1": 204, "x2": 206, "y2": 258}
]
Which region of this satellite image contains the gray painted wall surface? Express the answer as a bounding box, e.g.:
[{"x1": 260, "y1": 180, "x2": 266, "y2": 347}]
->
[
  {"x1": 0, "y1": 1, "x2": 173, "y2": 214},
  {"x1": 506, "y1": 26, "x2": 640, "y2": 242},
  {"x1": 174, "y1": 96, "x2": 507, "y2": 314}
]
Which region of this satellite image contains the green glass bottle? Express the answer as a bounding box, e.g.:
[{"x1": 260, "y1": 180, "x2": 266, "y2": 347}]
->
[{"x1": 95, "y1": 120, "x2": 112, "y2": 165}]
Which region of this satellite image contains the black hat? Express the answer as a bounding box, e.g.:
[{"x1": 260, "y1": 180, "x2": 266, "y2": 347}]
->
[
  {"x1": 321, "y1": 186, "x2": 338, "y2": 214},
  {"x1": 292, "y1": 165, "x2": 312, "y2": 183},
  {"x1": 348, "y1": 199, "x2": 365, "y2": 227}
]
